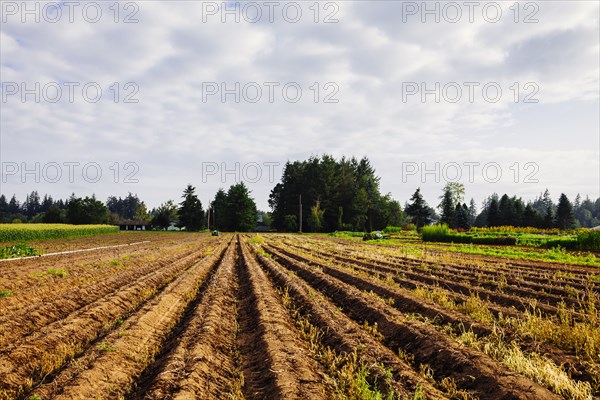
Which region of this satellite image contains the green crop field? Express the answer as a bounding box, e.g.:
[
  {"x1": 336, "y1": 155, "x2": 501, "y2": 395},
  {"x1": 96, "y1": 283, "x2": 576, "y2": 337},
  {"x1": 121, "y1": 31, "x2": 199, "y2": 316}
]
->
[{"x1": 0, "y1": 224, "x2": 119, "y2": 242}]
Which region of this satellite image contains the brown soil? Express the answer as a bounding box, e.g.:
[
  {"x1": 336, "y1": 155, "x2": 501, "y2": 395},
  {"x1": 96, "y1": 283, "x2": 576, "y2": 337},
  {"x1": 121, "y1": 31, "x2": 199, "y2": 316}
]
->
[{"x1": 265, "y1": 243, "x2": 562, "y2": 400}]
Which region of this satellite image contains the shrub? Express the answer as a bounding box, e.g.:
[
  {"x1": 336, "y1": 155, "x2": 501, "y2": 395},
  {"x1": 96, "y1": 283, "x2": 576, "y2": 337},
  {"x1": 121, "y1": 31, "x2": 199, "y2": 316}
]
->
[
  {"x1": 544, "y1": 237, "x2": 578, "y2": 250},
  {"x1": 577, "y1": 231, "x2": 600, "y2": 251},
  {"x1": 383, "y1": 226, "x2": 402, "y2": 233},
  {"x1": 421, "y1": 225, "x2": 517, "y2": 245},
  {"x1": 0, "y1": 243, "x2": 39, "y2": 259},
  {"x1": 420, "y1": 224, "x2": 450, "y2": 242}
]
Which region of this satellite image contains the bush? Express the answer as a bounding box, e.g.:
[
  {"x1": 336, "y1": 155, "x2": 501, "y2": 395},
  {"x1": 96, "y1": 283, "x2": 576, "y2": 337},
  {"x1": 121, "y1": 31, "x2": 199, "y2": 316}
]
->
[
  {"x1": 577, "y1": 231, "x2": 600, "y2": 251},
  {"x1": 383, "y1": 226, "x2": 402, "y2": 233},
  {"x1": 420, "y1": 224, "x2": 450, "y2": 242},
  {"x1": 421, "y1": 224, "x2": 517, "y2": 245},
  {"x1": 0, "y1": 243, "x2": 39, "y2": 259},
  {"x1": 470, "y1": 236, "x2": 517, "y2": 246},
  {"x1": 544, "y1": 237, "x2": 578, "y2": 250}
]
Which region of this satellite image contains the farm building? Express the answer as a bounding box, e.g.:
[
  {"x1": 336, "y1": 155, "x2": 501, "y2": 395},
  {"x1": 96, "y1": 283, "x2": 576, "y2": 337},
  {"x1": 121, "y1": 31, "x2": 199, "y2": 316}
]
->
[{"x1": 117, "y1": 221, "x2": 150, "y2": 231}]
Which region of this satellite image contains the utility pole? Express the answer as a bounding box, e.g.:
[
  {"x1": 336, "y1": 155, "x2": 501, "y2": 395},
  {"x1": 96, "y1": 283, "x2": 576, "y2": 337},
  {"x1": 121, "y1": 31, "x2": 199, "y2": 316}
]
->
[
  {"x1": 207, "y1": 202, "x2": 211, "y2": 230},
  {"x1": 299, "y1": 194, "x2": 302, "y2": 233}
]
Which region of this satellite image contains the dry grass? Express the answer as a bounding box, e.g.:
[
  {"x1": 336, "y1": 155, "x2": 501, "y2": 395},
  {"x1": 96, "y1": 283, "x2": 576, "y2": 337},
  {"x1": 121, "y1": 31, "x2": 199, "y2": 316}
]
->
[{"x1": 456, "y1": 330, "x2": 593, "y2": 400}]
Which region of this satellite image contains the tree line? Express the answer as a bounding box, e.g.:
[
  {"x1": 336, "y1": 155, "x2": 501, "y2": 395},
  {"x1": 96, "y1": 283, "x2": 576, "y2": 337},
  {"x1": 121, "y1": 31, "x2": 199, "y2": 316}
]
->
[
  {"x1": 404, "y1": 185, "x2": 598, "y2": 230},
  {"x1": 268, "y1": 155, "x2": 403, "y2": 232},
  {"x1": 1, "y1": 155, "x2": 599, "y2": 231},
  {"x1": 0, "y1": 182, "x2": 258, "y2": 232}
]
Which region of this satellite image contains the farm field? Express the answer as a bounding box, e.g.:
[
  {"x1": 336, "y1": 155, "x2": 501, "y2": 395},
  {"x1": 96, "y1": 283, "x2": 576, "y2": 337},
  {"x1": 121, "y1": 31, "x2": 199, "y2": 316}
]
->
[{"x1": 0, "y1": 233, "x2": 598, "y2": 399}]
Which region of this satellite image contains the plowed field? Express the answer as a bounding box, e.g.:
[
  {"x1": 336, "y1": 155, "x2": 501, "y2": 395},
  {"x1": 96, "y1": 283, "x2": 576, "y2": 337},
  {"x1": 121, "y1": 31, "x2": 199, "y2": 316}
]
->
[{"x1": 1, "y1": 233, "x2": 598, "y2": 399}]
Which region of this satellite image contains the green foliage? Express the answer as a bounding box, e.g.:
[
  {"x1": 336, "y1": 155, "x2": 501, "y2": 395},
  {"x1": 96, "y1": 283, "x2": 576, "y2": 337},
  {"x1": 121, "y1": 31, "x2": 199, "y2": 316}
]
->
[
  {"x1": 106, "y1": 193, "x2": 144, "y2": 220},
  {"x1": 152, "y1": 200, "x2": 178, "y2": 230},
  {"x1": 420, "y1": 224, "x2": 450, "y2": 241},
  {"x1": 577, "y1": 230, "x2": 600, "y2": 251},
  {"x1": 269, "y1": 155, "x2": 399, "y2": 232},
  {"x1": 97, "y1": 342, "x2": 116, "y2": 352},
  {"x1": 47, "y1": 268, "x2": 67, "y2": 278},
  {"x1": 439, "y1": 243, "x2": 600, "y2": 267},
  {"x1": 438, "y1": 187, "x2": 455, "y2": 227},
  {"x1": 362, "y1": 231, "x2": 386, "y2": 241},
  {"x1": 405, "y1": 188, "x2": 434, "y2": 229},
  {"x1": 0, "y1": 243, "x2": 39, "y2": 259},
  {"x1": 0, "y1": 289, "x2": 13, "y2": 298},
  {"x1": 543, "y1": 237, "x2": 578, "y2": 249},
  {"x1": 308, "y1": 200, "x2": 325, "y2": 232},
  {"x1": 109, "y1": 259, "x2": 123, "y2": 266},
  {"x1": 556, "y1": 193, "x2": 575, "y2": 230},
  {"x1": 67, "y1": 196, "x2": 110, "y2": 224},
  {"x1": 178, "y1": 184, "x2": 205, "y2": 231},
  {"x1": 421, "y1": 224, "x2": 517, "y2": 245},
  {"x1": 329, "y1": 230, "x2": 365, "y2": 238},
  {"x1": 284, "y1": 215, "x2": 298, "y2": 232},
  {"x1": 0, "y1": 223, "x2": 118, "y2": 242},
  {"x1": 225, "y1": 183, "x2": 257, "y2": 231}
]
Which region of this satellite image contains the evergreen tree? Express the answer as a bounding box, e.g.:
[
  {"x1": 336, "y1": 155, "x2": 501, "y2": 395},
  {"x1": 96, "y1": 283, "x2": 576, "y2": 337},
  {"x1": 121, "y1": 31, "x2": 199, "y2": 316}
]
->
[
  {"x1": 269, "y1": 155, "x2": 398, "y2": 232},
  {"x1": 226, "y1": 182, "x2": 257, "y2": 231},
  {"x1": 574, "y1": 194, "x2": 581, "y2": 211},
  {"x1": 438, "y1": 189, "x2": 455, "y2": 228},
  {"x1": 454, "y1": 203, "x2": 470, "y2": 230},
  {"x1": 555, "y1": 193, "x2": 575, "y2": 230},
  {"x1": 468, "y1": 198, "x2": 477, "y2": 227},
  {"x1": 41, "y1": 195, "x2": 54, "y2": 212},
  {"x1": 487, "y1": 197, "x2": 500, "y2": 227},
  {"x1": 532, "y1": 189, "x2": 555, "y2": 216},
  {"x1": 405, "y1": 188, "x2": 433, "y2": 229},
  {"x1": 211, "y1": 189, "x2": 230, "y2": 231},
  {"x1": 43, "y1": 205, "x2": 64, "y2": 223},
  {"x1": 513, "y1": 197, "x2": 525, "y2": 226},
  {"x1": 543, "y1": 206, "x2": 554, "y2": 229},
  {"x1": 8, "y1": 195, "x2": 19, "y2": 213},
  {"x1": 522, "y1": 204, "x2": 540, "y2": 227},
  {"x1": 178, "y1": 184, "x2": 204, "y2": 231},
  {"x1": 24, "y1": 191, "x2": 41, "y2": 219}
]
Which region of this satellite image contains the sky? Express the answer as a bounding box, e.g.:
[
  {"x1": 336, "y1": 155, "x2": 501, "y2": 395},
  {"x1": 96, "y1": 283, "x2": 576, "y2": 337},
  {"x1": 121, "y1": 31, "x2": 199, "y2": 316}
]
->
[{"x1": 1, "y1": 0, "x2": 599, "y2": 212}]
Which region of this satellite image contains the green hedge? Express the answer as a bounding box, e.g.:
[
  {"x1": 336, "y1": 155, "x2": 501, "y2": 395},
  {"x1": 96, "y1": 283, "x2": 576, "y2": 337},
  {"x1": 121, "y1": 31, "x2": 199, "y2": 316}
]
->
[
  {"x1": 421, "y1": 225, "x2": 517, "y2": 245},
  {"x1": 577, "y1": 231, "x2": 600, "y2": 251}
]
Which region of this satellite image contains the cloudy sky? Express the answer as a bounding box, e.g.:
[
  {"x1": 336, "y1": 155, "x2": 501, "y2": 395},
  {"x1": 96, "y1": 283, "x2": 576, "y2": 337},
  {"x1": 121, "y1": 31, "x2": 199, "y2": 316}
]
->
[{"x1": 1, "y1": 0, "x2": 598, "y2": 211}]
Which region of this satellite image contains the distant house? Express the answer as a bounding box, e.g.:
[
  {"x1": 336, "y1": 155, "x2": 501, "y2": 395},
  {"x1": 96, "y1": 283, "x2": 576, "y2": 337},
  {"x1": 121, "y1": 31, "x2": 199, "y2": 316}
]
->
[
  {"x1": 167, "y1": 223, "x2": 181, "y2": 231},
  {"x1": 117, "y1": 220, "x2": 150, "y2": 231}
]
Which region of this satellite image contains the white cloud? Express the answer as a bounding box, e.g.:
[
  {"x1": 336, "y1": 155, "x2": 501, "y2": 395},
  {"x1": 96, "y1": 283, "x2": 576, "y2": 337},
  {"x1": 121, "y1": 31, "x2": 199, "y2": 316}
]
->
[{"x1": 1, "y1": 1, "x2": 598, "y2": 209}]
